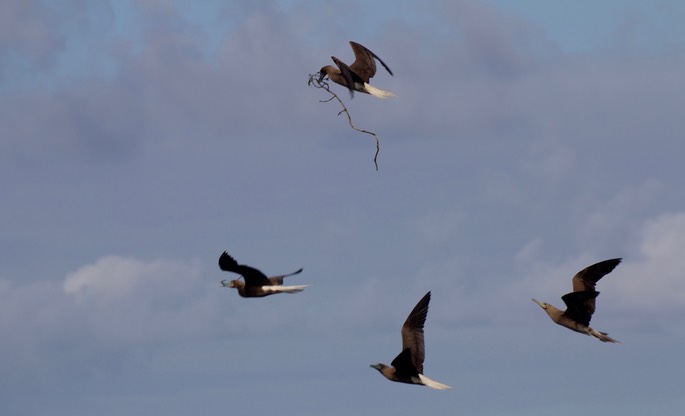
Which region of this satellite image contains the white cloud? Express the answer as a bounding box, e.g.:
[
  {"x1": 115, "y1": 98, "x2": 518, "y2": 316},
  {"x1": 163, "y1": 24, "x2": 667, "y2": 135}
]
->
[
  {"x1": 0, "y1": 255, "x2": 228, "y2": 354},
  {"x1": 65, "y1": 255, "x2": 143, "y2": 298},
  {"x1": 63, "y1": 255, "x2": 194, "y2": 302},
  {"x1": 613, "y1": 212, "x2": 685, "y2": 311},
  {"x1": 59, "y1": 254, "x2": 233, "y2": 344}
]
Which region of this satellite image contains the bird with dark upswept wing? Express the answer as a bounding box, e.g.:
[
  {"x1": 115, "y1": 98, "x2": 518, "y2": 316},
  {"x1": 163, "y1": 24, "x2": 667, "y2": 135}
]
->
[
  {"x1": 370, "y1": 292, "x2": 451, "y2": 389},
  {"x1": 318, "y1": 41, "x2": 395, "y2": 99},
  {"x1": 218, "y1": 252, "x2": 307, "y2": 298},
  {"x1": 532, "y1": 258, "x2": 622, "y2": 343}
]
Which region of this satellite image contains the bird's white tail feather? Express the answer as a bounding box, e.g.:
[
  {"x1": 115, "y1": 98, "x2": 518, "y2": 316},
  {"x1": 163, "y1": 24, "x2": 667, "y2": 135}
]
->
[
  {"x1": 363, "y1": 82, "x2": 396, "y2": 99},
  {"x1": 589, "y1": 327, "x2": 620, "y2": 343},
  {"x1": 418, "y1": 374, "x2": 451, "y2": 390},
  {"x1": 262, "y1": 285, "x2": 309, "y2": 294}
]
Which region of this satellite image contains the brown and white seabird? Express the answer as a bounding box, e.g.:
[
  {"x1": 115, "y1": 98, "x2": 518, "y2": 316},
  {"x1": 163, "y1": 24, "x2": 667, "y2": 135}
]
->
[
  {"x1": 370, "y1": 291, "x2": 451, "y2": 389},
  {"x1": 318, "y1": 41, "x2": 395, "y2": 99},
  {"x1": 532, "y1": 258, "x2": 622, "y2": 343},
  {"x1": 219, "y1": 252, "x2": 308, "y2": 298}
]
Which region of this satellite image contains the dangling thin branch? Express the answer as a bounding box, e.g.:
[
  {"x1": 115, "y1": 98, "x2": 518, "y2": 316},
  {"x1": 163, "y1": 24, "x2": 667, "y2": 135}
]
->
[{"x1": 308, "y1": 73, "x2": 380, "y2": 171}]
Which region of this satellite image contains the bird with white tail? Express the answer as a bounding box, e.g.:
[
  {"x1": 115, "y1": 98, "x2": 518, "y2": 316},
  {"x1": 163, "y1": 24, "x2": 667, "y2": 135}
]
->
[{"x1": 219, "y1": 251, "x2": 308, "y2": 298}]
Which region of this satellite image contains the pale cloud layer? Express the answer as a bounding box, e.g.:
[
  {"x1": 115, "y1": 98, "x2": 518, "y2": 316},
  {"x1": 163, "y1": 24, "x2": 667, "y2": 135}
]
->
[
  {"x1": 520, "y1": 212, "x2": 685, "y2": 302},
  {"x1": 615, "y1": 212, "x2": 685, "y2": 312},
  {"x1": 5, "y1": 205, "x2": 683, "y2": 364}
]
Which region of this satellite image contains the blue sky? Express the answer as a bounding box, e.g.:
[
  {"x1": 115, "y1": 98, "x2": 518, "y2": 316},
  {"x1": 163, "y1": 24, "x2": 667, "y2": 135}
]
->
[{"x1": 2, "y1": 1, "x2": 685, "y2": 415}]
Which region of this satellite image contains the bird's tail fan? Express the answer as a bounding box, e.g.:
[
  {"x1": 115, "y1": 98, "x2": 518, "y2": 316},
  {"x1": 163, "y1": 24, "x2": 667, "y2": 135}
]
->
[
  {"x1": 418, "y1": 374, "x2": 451, "y2": 390},
  {"x1": 589, "y1": 327, "x2": 620, "y2": 343},
  {"x1": 363, "y1": 83, "x2": 396, "y2": 99},
  {"x1": 261, "y1": 285, "x2": 309, "y2": 294}
]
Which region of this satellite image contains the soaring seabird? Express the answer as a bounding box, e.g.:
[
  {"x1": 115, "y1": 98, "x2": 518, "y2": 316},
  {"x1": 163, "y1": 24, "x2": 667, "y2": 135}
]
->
[
  {"x1": 318, "y1": 41, "x2": 395, "y2": 98},
  {"x1": 219, "y1": 252, "x2": 307, "y2": 298},
  {"x1": 532, "y1": 258, "x2": 622, "y2": 343},
  {"x1": 370, "y1": 292, "x2": 451, "y2": 389}
]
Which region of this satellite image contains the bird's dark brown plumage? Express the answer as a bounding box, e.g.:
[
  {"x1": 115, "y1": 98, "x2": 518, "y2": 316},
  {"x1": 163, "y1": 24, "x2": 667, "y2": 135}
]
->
[
  {"x1": 533, "y1": 258, "x2": 622, "y2": 343},
  {"x1": 319, "y1": 41, "x2": 394, "y2": 97},
  {"x1": 400, "y1": 291, "x2": 430, "y2": 374},
  {"x1": 218, "y1": 251, "x2": 270, "y2": 288},
  {"x1": 218, "y1": 252, "x2": 307, "y2": 298},
  {"x1": 566, "y1": 257, "x2": 621, "y2": 321},
  {"x1": 370, "y1": 291, "x2": 450, "y2": 389}
]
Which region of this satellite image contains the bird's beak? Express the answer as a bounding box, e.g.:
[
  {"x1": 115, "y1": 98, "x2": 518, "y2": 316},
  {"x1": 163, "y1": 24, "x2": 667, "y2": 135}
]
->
[
  {"x1": 531, "y1": 299, "x2": 545, "y2": 308},
  {"x1": 318, "y1": 71, "x2": 326, "y2": 83},
  {"x1": 220, "y1": 280, "x2": 230, "y2": 287},
  {"x1": 370, "y1": 364, "x2": 381, "y2": 371}
]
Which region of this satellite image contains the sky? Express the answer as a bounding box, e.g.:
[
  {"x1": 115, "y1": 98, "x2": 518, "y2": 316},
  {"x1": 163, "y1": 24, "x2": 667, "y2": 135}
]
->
[{"x1": 2, "y1": 0, "x2": 685, "y2": 415}]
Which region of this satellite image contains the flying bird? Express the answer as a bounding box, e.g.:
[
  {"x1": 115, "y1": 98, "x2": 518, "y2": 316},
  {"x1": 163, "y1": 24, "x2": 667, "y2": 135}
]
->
[
  {"x1": 318, "y1": 41, "x2": 395, "y2": 99},
  {"x1": 370, "y1": 291, "x2": 451, "y2": 390},
  {"x1": 532, "y1": 258, "x2": 622, "y2": 343},
  {"x1": 218, "y1": 252, "x2": 308, "y2": 298}
]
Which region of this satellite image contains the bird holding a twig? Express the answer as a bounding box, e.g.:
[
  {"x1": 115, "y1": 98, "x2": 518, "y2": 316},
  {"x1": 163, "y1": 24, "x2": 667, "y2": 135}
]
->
[{"x1": 319, "y1": 41, "x2": 395, "y2": 99}]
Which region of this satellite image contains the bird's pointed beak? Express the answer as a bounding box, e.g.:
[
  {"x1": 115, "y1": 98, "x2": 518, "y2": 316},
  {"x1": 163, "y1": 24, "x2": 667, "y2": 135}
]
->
[
  {"x1": 531, "y1": 299, "x2": 545, "y2": 308},
  {"x1": 318, "y1": 71, "x2": 326, "y2": 83},
  {"x1": 220, "y1": 280, "x2": 230, "y2": 287},
  {"x1": 370, "y1": 364, "x2": 381, "y2": 371}
]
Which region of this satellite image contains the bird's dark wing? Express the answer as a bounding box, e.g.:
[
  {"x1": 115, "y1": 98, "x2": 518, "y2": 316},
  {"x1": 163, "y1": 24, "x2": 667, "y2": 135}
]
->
[
  {"x1": 561, "y1": 291, "x2": 599, "y2": 326},
  {"x1": 267, "y1": 267, "x2": 303, "y2": 286},
  {"x1": 331, "y1": 56, "x2": 364, "y2": 97},
  {"x1": 349, "y1": 41, "x2": 393, "y2": 81},
  {"x1": 571, "y1": 258, "x2": 622, "y2": 292},
  {"x1": 218, "y1": 252, "x2": 271, "y2": 287},
  {"x1": 348, "y1": 42, "x2": 376, "y2": 82},
  {"x1": 390, "y1": 347, "x2": 420, "y2": 377},
  {"x1": 401, "y1": 291, "x2": 430, "y2": 374}
]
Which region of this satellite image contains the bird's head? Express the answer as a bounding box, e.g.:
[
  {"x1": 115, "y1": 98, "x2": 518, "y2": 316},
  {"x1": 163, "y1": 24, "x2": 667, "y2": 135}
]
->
[
  {"x1": 221, "y1": 279, "x2": 239, "y2": 288},
  {"x1": 370, "y1": 363, "x2": 388, "y2": 372},
  {"x1": 532, "y1": 299, "x2": 548, "y2": 310},
  {"x1": 318, "y1": 66, "x2": 333, "y2": 82}
]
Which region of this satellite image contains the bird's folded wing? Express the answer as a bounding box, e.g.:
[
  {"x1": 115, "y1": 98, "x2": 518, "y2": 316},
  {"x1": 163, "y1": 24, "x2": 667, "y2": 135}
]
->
[
  {"x1": 331, "y1": 56, "x2": 364, "y2": 91},
  {"x1": 391, "y1": 347, "x2": 419, "y2": 377},
  {"x1": 561, "y1": 291, "x2": 599, "y2": 326}
]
